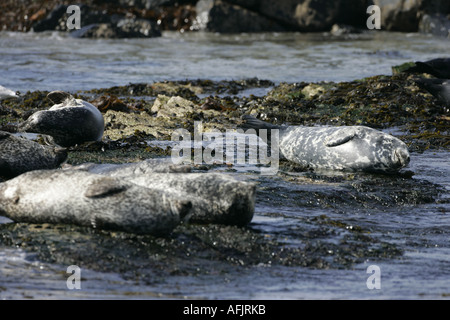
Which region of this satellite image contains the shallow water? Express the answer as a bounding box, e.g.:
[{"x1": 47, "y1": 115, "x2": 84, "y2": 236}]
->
[
  {"x1": 0, "y1": 30, "x2": 449, "y2": 93},
  {"x1": 0, "y1": 30, "x2": 449, "y2": 300}
]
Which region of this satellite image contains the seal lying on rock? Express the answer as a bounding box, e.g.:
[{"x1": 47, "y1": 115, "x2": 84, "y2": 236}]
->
[
  {"x1": 415, "y1": 78, "x2": 450, "y2": 107},
  {"x1": 404, "y1": 58, "x2": 450, "y2": 79},
  {"x1": 241, "y1": 115, "x2": 410, "y2": 173},
  {"x1": 116, "y1": 172, "x2": 256, "y2": 226},
  {"x1": 69, "y1": 158, "x2": 192, "y2": 174},
  {"x1": 0, "y1": 170, "x2": 191, "y2": 235},
  {"x1": 18, "y1": 91, "x2": 104, "y2": 147},
  {"x1": 72, "y1": 162, "x2": 256, "y2": 226},
  {"x1": 0, "y1": 131, "x2": 67, "y2": 179}
]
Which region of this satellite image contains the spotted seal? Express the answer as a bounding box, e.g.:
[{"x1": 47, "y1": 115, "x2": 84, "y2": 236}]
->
[
  {"x1": 241, "y1": 115, "x2": 410, "y2": 173},
  {"x1": 110, "y1": 172, "x2": 256, "y2": 226},
  {"x1": 0, "y1": 131, "x2": 67, "y2": 179},
  {"x1": 0, "y1": 169, "x2": 191, "y2": 235},
  {"x1": 18, "y1": 91, "x2": 104, "y2": 147},
  {"x1": 67, "y1": 162, "x2": 256, "y2": 226}
]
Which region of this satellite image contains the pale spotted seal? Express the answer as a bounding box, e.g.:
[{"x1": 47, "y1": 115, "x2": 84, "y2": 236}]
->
[
  {"x1": 0, "y1": 131, "x2": 67, "y2": 179},
  {"x1": 241, "y1": 115, "x2": 410, "y2": 173},
  {"x1": 18, "y1": 91, "x2": 104, "y2": 147},
  {"x1": 0, "y1": 169, "x2": 191, "y2": 235}
]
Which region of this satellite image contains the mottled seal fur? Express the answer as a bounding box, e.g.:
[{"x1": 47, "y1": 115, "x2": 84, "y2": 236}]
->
[
  {"x1": 0, "y1": 131, "x2": 67, "y2": 179},
  {"x1": 241, "y1": 115, "x2": 410, "y2": 173},
  {"x1": 68, "y1": 158, "x2": 192, "y2": 174},
  {"x1": 18, "y1": 91, "x2": 104, "y2": 147},
  {"x1": 416, "y1": 78, "x2": 450, "y2": 107},
  {"x1": 0, "y1": 170, "x2": 191, "y2": 235},
  {"x1": 74, "y1": 162, "x2": 256, "y2": 226}
]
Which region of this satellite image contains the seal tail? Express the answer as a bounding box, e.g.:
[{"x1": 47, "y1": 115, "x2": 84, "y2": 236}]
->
[{"x1": 240, "y1": 115, "x2": 283, "y2": 131}]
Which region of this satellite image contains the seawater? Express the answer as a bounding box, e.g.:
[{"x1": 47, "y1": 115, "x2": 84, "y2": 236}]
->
[
  {"x1": 0, "y1": 30, "x2": 449, "y2": 300},
  {"x1": 0, "y1": 30, "x2": 449, "y2": 92}
]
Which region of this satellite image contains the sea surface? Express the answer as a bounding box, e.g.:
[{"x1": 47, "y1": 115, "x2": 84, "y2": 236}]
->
[{"x1": 0, "y1": 30, "x2": 449, "y2": 300}]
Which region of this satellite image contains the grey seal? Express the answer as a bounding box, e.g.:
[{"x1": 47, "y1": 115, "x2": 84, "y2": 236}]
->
[
  {"x1": 68, "y1": 158, "x2": 192, "y2": 174},
  {"x1": 415, "y1": 78, "x2": 450, "y2": 107},
  {"x1": 404, "y1": 58, "x2": 450, "y2": 79},
  {"x1": 0, "y1": 131, "x2": 67, "y2": 179},
  {"x1": 0, "y1": 169, "x2": 191, "y2": 235},
  {"x1": 71, "y1": 161, "x2": 256, "y2": 226},
  {"x1": 241, "y1": 115, "x2": 410, "y2": 173},
  {"x1": 112, "y1": 172, "x2": 256, "y2": 226},
  {"x1": 18, "y1": 91, "x2": 104, "y2": 147}
]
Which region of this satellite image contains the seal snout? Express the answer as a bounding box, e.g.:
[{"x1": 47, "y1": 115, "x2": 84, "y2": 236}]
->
[{"x1": 393, "y1": 148, "x2": 410, "y2": 168}]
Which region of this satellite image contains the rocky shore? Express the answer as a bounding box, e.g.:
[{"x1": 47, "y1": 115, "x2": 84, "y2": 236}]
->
[
  {"x1": 1, "y1": 0, "x2": 449, "y2": 37},
  {"x1": 0, "y1": 69, "x2": 448, "y2": 283}
]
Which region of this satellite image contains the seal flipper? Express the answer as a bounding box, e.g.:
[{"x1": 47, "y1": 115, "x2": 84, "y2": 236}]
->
[
  {"x1": 47, "y1": 91, "x2": 72, "y2": 104},
  {"x1": 240, "y1": 115, "x2": 283, "y2": 131},
  {"x1": 325, "y1": 128, "x2": 357, "y2": 147},
  {"x1": 84, "y1": 177, "x2": 128, "y2": 198}
]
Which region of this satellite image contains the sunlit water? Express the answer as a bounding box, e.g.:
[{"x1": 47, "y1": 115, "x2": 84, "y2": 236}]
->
[{"x1": 0, "y1": 30, "x2": 449, "y2": 300}]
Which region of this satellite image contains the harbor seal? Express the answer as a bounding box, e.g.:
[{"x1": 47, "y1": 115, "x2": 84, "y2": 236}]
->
[
  {"x1": 0, "y1": 170, "x2": 191, "y2": 235},
  {"x1": 403, "y1": 58, "x2": 450, "y2": 79},
  {"x1": 68, "y1": 158, "x2": 192, "y2": 174},
  {"x1": 415, "y1": 78, "x2": 450, "y2": 107},
  {"x1": 18, "y1": 91, "x2": 104, "y2": 147},
  {"x1": 68, "y1": 162, "x2": 256, "y2": 226},
  {"x1": 108, "y1": 172, "x2": 256, "y2": 226},
  {"x1": 241, "y1": 115, "x2": 410, "y2": 173},
  {"x1": 0, "y1": 131, "x2": 67, "y2": 179}
]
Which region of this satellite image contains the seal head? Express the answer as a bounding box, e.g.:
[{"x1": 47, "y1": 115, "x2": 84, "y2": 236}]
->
[{"x1": 19, "y1": 91, "x2": 104, "y2": 147}]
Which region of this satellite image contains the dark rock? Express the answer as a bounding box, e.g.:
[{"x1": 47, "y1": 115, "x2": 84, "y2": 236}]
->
[
  {"x1": 31, "y1": 4, "x2": 67, "y2": 32},
  {"x1": 199, "y1": 0, "x2": 369, "y2": 33},
  {"x1": 419, "y1": 13, "x2": 450, "y2": 38},
  {"x1": 206, "y1": 0, "x2": 286, "y2": 33}
]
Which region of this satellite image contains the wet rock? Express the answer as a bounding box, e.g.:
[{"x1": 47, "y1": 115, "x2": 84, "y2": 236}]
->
[{"x1": 0, "y1": 131, "x2": 67, "y2": 179}]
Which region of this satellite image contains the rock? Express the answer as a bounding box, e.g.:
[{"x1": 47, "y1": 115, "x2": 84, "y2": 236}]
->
[
  {"x1": 0, "y1": 131, "x2": 67, "y2": 179},
  {"x1": 205, "y1": 0, "x2": 286, "y2": 33},
  {"x1": 151, "y1": 95, "x2": 196, "y2": 118},
  {"x1": 372, "y1": 0, "x2": 450, "y2": 32},
  {"x1": 418, "y1": 13, "x2": 450, "y2": 38},
  {"x1": 218, "y1": 0, "x2": 367, "y2": 32},
  {"x1": 31, "y1": 4, "x2": 161, "y2": 38}
]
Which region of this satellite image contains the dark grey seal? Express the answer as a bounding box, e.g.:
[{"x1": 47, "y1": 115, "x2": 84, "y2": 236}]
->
[
  {"x1": 0, "y1": 131, "x2": 67, "y2": 179},
  {"x1": 242, "y1": 115, "x2": 410, "y2": 173},
  {"x1": 0, "y1": 170, "x2": 191, "y2": 235},
  {"x1": 18, "y1": 91, "x2": 104, "y2": 147},
  {"x1": 416, "y1": 78, "x2": 450, "y2": 107},
  {"x1": 404, "y1": 58, "x2": 450, "y2": 79}
]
